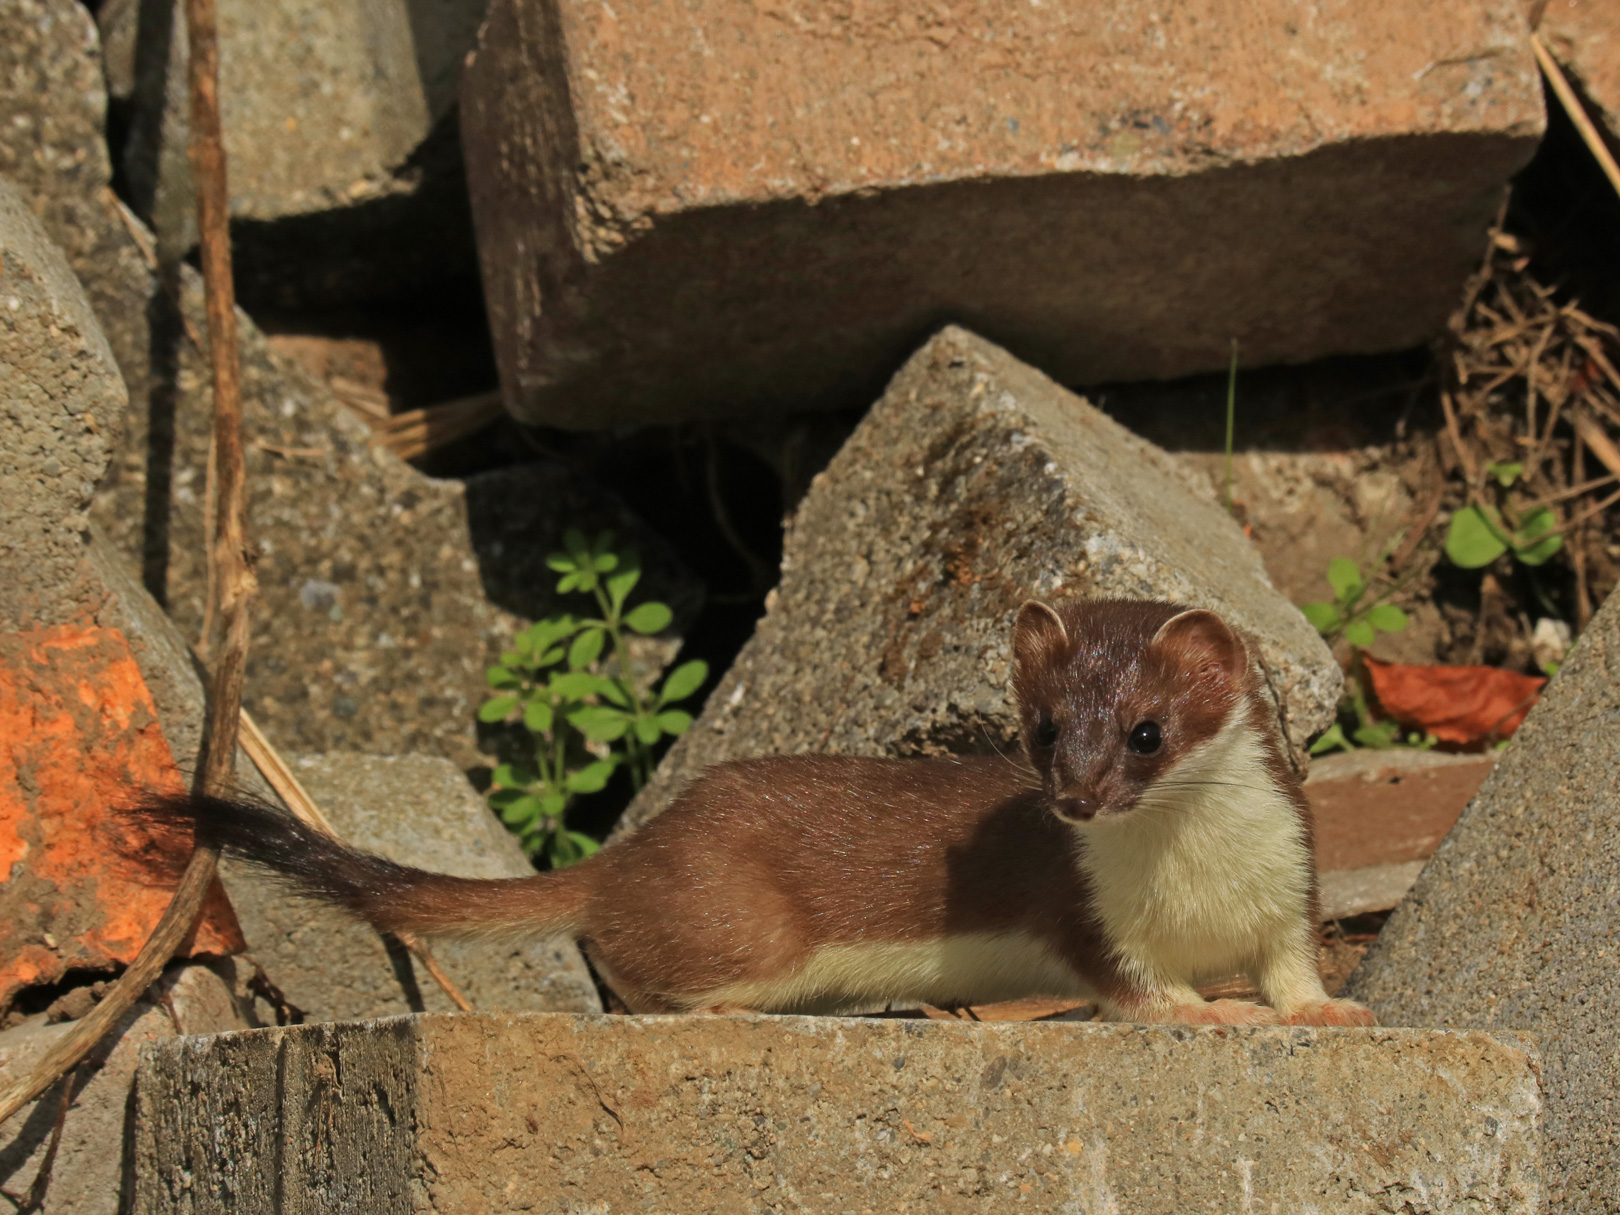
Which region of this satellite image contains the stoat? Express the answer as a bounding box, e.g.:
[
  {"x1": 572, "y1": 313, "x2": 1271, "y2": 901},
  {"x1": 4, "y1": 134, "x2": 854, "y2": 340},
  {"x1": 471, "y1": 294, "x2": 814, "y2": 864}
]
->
[{"x1": 134, "y1": 599, "x2": 1371, "y2": 1026}]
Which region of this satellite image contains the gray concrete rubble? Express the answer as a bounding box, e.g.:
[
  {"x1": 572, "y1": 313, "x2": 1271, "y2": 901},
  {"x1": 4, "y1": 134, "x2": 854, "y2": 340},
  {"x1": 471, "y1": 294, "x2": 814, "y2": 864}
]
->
[
  {"x1": 0, "y1": 961, "x2": 254, "y2": 1215},
  {"x1": 97, "y1": 0, "x2": 488, "y2": 297},
  {"x1": 132, "y1": 1012, "x2": 1543, "y2": 1214},
  {"x1": 0, "y1": 178, "x2": 128, "y2": 630},
  {"x1": 221, "y1": 752, "x2": 600, "y2": 1021},
  {"x1": 0, "y1": 0, "x2": 698, "y2": 767},
  {"x1": 620, "y1": 326, "x2": 1338, "y2": 835},
  {"x1": 1349, "y1": 586, "x2": 1620, "y2": 1213},
  {"x1": 462, "y1": 0, "x2": 1541, "y2": 428}
]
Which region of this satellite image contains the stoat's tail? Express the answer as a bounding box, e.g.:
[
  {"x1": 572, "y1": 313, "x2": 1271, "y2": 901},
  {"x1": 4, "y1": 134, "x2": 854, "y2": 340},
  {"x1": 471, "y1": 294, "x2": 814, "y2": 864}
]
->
[{"x1": 130, "y1": 791, "x2": 591, "y2": 942}]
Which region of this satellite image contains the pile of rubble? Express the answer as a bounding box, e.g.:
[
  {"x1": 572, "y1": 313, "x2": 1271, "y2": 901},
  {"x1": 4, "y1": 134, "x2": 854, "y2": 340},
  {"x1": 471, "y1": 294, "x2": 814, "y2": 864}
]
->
[{"x1": 2, "y1": 0, "x2": 1619, "y2": 1209}]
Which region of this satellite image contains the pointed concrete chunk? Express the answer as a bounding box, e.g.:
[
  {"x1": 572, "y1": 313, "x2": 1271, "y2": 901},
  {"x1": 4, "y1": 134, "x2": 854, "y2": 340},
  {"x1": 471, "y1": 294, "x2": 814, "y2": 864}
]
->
[
  {"x1": 0, "y1": 179, "x2": 127, "y2": 630},
  {"x1": 1349, "y1": 586, "x2": 1620, "y2": 1211},
  {"x1": 132, "y1": 1013, "x2": 1543, "y2": 1213},
  {"x1": 621, "y1": 326, "x2": 1338, "y2": 834}
]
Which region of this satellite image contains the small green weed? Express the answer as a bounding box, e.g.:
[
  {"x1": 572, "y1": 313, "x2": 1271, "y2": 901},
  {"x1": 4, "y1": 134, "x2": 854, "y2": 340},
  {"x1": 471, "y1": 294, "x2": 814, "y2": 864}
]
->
[
  {"x1": 479, "y1": 530, "x2": 708, "y2": 867},
  {"x1": 1444, "y1": 462, "x2": 1562, "y2": 569},
  {"x1": 1299, "y1": 557, "x2": 1410, "y2": 649},
  {"x1": 1309, "y1": 668, "x2": 1438, "y2": 755}
]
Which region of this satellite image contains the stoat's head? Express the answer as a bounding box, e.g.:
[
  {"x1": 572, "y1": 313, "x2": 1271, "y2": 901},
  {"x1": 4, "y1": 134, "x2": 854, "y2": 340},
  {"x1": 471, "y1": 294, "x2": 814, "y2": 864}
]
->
[{"x1": 1011, "y1": 598, "x2": 1250, "y2": 826}]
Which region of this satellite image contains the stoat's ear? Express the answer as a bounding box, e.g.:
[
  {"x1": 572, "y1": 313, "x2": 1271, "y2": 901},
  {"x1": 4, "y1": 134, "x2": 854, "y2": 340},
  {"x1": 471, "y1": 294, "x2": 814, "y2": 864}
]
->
[
  {"x1": 1013, "y1": 601, "x2": 1069, "y2": 680},
  {"x1": 1150, "y1": 608, "x2": 1247, "y2": 685}
]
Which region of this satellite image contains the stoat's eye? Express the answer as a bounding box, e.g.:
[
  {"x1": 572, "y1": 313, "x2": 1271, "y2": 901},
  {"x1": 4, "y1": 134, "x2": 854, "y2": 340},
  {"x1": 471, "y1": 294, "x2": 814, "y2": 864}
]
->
[
  {"x1": 1127, "y1": 720, "x2": 1162, "y2": 755},
  {"x1": 1033, "y1": 715, "x2": 1059, "y2": 749}
]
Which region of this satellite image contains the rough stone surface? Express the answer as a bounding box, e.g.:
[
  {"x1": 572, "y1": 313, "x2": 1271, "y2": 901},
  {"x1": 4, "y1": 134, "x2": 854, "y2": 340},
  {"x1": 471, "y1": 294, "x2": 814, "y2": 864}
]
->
[
  {"x1": 1537, "y1": 0, "x2": 1620, "y2": 133},
  {"x1": 133, "y1": 1012, "x2": 1542, "y2": 1213},
  {"x1": 0, "y1": 961, "x2": 253, "y2": 1215},
  {"x1": 621, "y1": 327, "x2": 1338, "y2": 834},
  {"x1": 99, "y1": 0, "x2": 485, "y2": 296},
  {"x1": 83, "y1": 307, "x2": 699, "y2": 767},
  {"x1": 1306, "y1": 749, "x2": 1497, "y2": 919},
  {"x1": 0, "y1": 625, "x2": 243, "y2": 1011},
  {"x1": 0, "y1": 177, "x2": 128, "y2": 629},
  {"x1": 463, "y1": 0, "x2": 1543, "y2": 428},
  {"x1": 1349, "y1": 587, "x2": 1620, "y2": 1214},
  {"x1": 221, "y1": 753, "x2": 600, "y2": 1021}
]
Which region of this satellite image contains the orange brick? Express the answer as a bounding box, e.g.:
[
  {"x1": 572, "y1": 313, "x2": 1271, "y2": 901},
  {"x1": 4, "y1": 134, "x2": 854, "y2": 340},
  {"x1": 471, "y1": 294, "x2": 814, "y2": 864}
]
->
[{"x1": 0, "y1": 626, "x2": 242, "y2": 1010}]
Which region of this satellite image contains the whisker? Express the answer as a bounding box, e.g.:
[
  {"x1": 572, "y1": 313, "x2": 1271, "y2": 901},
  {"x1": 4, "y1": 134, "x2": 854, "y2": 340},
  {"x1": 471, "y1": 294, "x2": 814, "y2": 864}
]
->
[{"x1": 978, "y1": 724, "x2": 1037, "y2": 778}]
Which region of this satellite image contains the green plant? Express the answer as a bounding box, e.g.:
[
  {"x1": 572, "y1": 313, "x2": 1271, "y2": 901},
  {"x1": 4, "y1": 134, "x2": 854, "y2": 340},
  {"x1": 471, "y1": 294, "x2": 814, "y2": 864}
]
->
[
  {"x1": 1299, "y1": 557, "x2": 1410, "y2": 649},
  {"x1": 1444, "y1": 461, "x2": 1563, "y2": 569},
  {"x1": 478, "y1": 530, "x2": 708, "y2": 867}
]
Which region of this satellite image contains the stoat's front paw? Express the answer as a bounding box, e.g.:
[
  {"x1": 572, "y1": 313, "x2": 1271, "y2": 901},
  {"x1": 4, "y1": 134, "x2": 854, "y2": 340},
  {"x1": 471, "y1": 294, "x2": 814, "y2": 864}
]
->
[
  {"x1": 1284, "y1": 998, "x2": 1377, "y2": 1027},
  {"x1": 1128, "y1": 999, "x2": 1282, "y2": 1026}
]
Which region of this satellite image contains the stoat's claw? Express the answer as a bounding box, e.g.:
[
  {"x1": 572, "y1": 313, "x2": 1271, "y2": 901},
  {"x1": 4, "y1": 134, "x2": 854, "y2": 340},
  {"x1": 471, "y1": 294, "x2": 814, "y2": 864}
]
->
[
  {"x1": 1283, "y1": 998, "x2": 1377, "y2": 1027},
  {"x1": 1117, "y1": 999, "x2": 1283, "y2": 1026}
]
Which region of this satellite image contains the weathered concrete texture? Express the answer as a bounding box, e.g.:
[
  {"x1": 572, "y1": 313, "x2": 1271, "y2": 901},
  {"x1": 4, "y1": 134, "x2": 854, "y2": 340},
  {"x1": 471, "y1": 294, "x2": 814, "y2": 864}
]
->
[
  {"x1": 0, "y1": 178, "x2": 128, "y2": 629},
  {"x1": 1537, "y1": 0, "x2": 1620, "y2": 133},
  {"x1": 1, "y1": 961, "x2": 254, "y2": 1215},
  {"x1": 133, "y1": 1012, "x2": 1543, "y2": 1214},
  {"x1": 463, "y1": 0, "x2": 1543, "y2": 428},
  {"x1": 1306, "y1": 750, "x2": 1498, "y2": 920},
  {"x1": 100, "y1": 0, "x2": 485, "y2": 296},
  {"x1": 222, "y1": 753, "x2": 600, "y2": 1021},
  {"x1": 621, "y1": 327, "x2": 1338, "y2": 834},
  {"x1": 86, "y1": 267, "x2": 695, "y2": 766},
  {"x1": 1349, "y1": 588, "x2": 1620, "y2": 1214},
  {"x1": 0, "y1": 626, "x2": 243, "y2": 1011}
]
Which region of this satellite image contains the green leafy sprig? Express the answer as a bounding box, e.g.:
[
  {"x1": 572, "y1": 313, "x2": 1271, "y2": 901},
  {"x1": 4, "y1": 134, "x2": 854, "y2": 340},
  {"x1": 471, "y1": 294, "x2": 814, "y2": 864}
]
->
[
  {"x1": 1300, "y1": 557, "x2": 1410, "y2": 649},
  {"x1": 1444, "y1": 462, "x2": 1563, "y2": 569},
  {"x1": 478, "y1": 530, "x2": 707, "y2": 867}
]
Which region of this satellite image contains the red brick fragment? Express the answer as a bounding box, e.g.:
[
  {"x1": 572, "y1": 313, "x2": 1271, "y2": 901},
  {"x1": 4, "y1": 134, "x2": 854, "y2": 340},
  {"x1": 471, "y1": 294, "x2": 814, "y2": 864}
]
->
[{"x1": 0, "y1": 626, "x2": 243, "y2": 1010}]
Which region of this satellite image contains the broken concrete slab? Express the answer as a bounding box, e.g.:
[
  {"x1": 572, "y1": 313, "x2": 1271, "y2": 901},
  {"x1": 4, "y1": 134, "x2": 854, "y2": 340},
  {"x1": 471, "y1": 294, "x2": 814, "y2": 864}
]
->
[
  {"x1": 99, "y1": 0, "x2": 485, "y2": 298},
  {"x1": 0, "y1": 178, "x2": 128, "y2": 630},
  {"x1": 1, "y1": 961, "x2": 253, "y2": 1215},
  {"x1": 1307, "y1": 749, "x2": 1498, "y2": 920},
  {"x1": 462, "y1": 0, "x2": 1543, "y2": 428},
  {"x1": 0, "y1": 625, "x2": 243, "y2": 1012},
  {"x1": 1537, "y1": 0, "x2": 1620, "y2": 133},
  {"x1": 1349, "y1": 587, "x2": 1620, "y2": 1212},
  {"x1": 221, "y1": 752, "x2": 600, "y2": 1021},
  {"x1": 620, "y1": 327, "x2": 1338, "y2": 834},
  {"x1": 132, "y1": 1012, "x2": 1543, "y2": 1213}
]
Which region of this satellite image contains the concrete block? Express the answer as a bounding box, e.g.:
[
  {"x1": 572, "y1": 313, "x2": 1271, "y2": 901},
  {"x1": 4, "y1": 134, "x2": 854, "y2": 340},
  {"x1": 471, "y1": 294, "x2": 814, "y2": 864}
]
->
[
  {"x1": 1306, "y1": 750, "x2": 1497, "y2": 919},
  {"x1": 0, "y1": 961, "x2": 252, "y2": 1215},
  {"x1": 98, "y1": 0, "x2": 486, "y2": 296},
  {"x1": 462, "y1": 0, "x2": 1543, "y2": 428},
  {"x1": 620, "y1": 327, "x2": 1337, "y2": 834},
  {"x1": 0, "y1": 178, "x2": 128, "y2": 630},
  {"x1": 1349, "y1": 587, "x2": 1620, "y2": 1212},
  {"x1": 221, "y1": 752, "x2": 600, "y2": 1021},
  {"x1": 133, "y1": 1012, "x2": 1542, "y2": 1213},
  {"x1": 1537, "y1": 0, "x2": 1620, "y2": 133},
  {"x1": 0, "y1": 626, "x2": 243, "y2": 1011}
]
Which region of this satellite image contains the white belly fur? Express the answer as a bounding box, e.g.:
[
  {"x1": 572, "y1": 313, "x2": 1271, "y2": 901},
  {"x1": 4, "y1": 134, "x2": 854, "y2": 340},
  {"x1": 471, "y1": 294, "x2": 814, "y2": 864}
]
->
[
  {"x1": 699, "y1": 933, "x2": 1093, "y2": 1015},
  {"x1": 1079, "y1": 716, "x2": 1313, "y2": 993}
]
